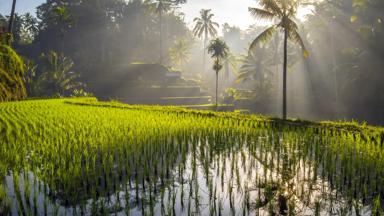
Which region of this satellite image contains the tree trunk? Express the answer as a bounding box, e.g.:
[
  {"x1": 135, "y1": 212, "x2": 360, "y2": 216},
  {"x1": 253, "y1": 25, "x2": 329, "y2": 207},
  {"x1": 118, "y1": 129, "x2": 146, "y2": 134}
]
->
[
  {"x1": 225, "y1": 61, "x2": 229, "y2": 83},
  {"x1": 274, "y1": 33, "x2": 280, "y2": 115},
  {"x1": 203, "y1": 33, "x2": 207, "y2": 74},
  {"x1": 8, "y1": 0, "x2": 17, "y2": 34},
  {"x1": 283, "y1": 28, "x2": 288, "y2": 119},
  {"x1": 330, "y1": 22, "x2": 339, "y2": 118},
  {"x1": 159, "y1": 11, "x2": 163, "y2": 64},
  {"x1": 216, "y1": 71, "x2": 218, "y2": 107},
  {"x1": 61, "y1": 32, "x2": 65, "y2": 54}
]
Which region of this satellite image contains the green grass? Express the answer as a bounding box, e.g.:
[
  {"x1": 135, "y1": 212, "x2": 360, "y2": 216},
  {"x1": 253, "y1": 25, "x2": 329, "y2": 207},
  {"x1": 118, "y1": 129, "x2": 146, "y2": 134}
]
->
[
  {"x1": 66, "y1": 97, "x2": 384, "y2": 133},
  {"x1": 0, "y1": 97, "x2": 383, "y2": 215}
]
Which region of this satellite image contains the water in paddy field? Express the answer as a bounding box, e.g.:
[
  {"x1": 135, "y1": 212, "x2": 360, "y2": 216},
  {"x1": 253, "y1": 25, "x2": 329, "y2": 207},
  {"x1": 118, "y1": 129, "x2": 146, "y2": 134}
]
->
[{"x1": 1, "y1": 129, "x2": 381, "y2": 215}]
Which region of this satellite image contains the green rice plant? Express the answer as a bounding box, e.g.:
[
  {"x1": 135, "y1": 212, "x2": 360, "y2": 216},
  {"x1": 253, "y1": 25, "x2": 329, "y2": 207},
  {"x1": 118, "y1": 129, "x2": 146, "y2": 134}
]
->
[{"x1": 0, "y1": 98, "x2": 383, "y2": 215}]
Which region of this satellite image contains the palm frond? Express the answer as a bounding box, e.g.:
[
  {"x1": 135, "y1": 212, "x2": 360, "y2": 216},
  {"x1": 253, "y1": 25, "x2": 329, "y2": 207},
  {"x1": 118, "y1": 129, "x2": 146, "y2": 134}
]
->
[
  {"x1": 259, "y1": 0, "x2": 283, "y2": 16},
  {"x1": 249, "y1": 26, "x2": 276, "y2": 52},
  {"x1": 286, "y1": 17, "x2": 298, "y2": 30},
  {"x1": 248, "y1": 7, "x2": 276, "y2": 21},
  {"x1": 236, "y1": 71, "x2": 253, "y2": 83},
  {"x1": 212, "y1": 22, "x2": 219, "y2": 28},
  {"x1": 193, "y1": 9, "x2": 218, "y2": 39},
  {"x1": 288, "y1": 29, "x2": 309, "y2": 58}
]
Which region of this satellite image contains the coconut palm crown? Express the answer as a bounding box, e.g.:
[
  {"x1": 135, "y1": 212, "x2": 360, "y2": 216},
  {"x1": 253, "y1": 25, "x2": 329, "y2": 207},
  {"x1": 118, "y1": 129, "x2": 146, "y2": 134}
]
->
[
  {"x1": 207, "y1": 38, "x2": 229, "y2": 106},
  {"x1": 248, "y1": 0, "x2": 310, "y2": 119},
  {"x1": 193, "y1": 9, "x2": 219, "y2": 73}
]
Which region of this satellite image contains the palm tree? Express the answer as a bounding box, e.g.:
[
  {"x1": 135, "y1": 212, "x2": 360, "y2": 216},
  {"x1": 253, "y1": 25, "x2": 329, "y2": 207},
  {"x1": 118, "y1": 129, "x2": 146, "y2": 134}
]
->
[
  {"x1": 237, "y1": 49, "x2": 275, "y2": 103},
  {"x1": 52, "y1": 6, "x2": 73, "y2": 53},
  {"x1": 223, "y1": 52, "x2": 238, "y2": 82},
  {"x1": 237, "y1": 49, "x2": 271, "y2": 84},
  {"x1": 40, "y1": 51, "x2": 83, "y2": 96},
  {"x1": 172, "y1": 0, "x2": 187, "y2": 4},
  {"x1": 193, "y1": 9, "x2": 219, "y2": 74},
  {"x1": 169, "y1": 38, "x2": 192, "y2": 70},
  {"x1": 7, "y1": 0, "x2": 17, "y2": 34},
  {"x1": 151, "y1": 0, "x2": 173, "y2": 63},
  {"x1": 207, "y1": 38, "x2": 229, "y2": 106},
  {"x1": 248, "y1": 0, "x2": 309, "y2": 119}
]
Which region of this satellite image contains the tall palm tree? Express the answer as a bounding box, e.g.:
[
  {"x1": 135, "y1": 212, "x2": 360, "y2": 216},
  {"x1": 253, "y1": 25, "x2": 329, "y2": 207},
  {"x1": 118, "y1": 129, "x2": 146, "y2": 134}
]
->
[
  {"x1": 169, "y1": 38, "x2": 192, "y2": 70},
  {"x1": 7, "y1": 0, "x2": 17, "y2": 34},
  {"x1": 172, "y1": 0, "x2": 187, "y2": 4},
  {"x1": 223, "y1": 52, "x2": 238, "y2": 82},
  {"x1": 248, "y1": 0, "x2": 309, "y2": 119},
  {"x1": 207, "y1": 38, "x2": 229, "y2": 106},
  {"x1": 193, "y1": 9, "x2": 219, "y2": 74},
  {"x1": 52, "y1": 6, "x2": 73, "y2": 53},
  {"x1": 237, "y1": 48, "x2": 275, "y2": 103},
  {"x1": 151, "y1": 0, "x2": 172, "y2": 63}
]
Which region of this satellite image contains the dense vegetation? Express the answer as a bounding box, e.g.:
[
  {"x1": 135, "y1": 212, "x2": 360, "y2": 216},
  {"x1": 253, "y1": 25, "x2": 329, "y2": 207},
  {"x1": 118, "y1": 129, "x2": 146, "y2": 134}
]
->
[
  {"x1": 0, "y1": 0, "x2": 383, "y2": 215},
  {"x1": 0, "y1": 36, "x2": 26, "y2": 102},
  {"x1": 1, "y1": 0, "x2": 383, "y2": 124},
  {"x1": 0, "y1": 98, "x2": 383, "y2": 215}
]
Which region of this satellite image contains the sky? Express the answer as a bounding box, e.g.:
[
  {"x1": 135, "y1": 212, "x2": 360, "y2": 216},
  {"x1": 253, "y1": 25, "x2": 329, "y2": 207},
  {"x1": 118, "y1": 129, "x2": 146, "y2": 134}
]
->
[
  {"x1": 179, "y1": 0, "x2": 257, "y2": 30},
  {"x1": 0, "y1": 0, "x2": 314, "y2": 31},
  {"x1": 1, "y1": 0, "x2": 257, "y2": 30},
  {"x1": 0, "y1": 0, "x2": 45, "y2": 16}
]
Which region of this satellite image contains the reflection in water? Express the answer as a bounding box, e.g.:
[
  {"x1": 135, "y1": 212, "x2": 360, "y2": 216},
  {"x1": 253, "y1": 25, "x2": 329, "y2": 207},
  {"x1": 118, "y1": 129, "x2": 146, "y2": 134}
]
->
[{"x1": 2, "y1": 127, "x2": 381, "y2": 215}]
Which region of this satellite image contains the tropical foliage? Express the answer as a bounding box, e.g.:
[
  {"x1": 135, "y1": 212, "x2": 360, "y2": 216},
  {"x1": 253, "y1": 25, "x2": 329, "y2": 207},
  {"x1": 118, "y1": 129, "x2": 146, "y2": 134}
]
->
[
  {"x1": 169, "y1": 38, "x2": 192, "y2": 70},
  {"x1": 37, "y1": 51, "x2": 84, "y2": 97},
  {"x1": 193, "y1": 9, "x2": 219, "y2": 72},
  {"x1": 207, "y1": 38, "x2": 229, "y2": 106},
  {"x1": 150, "y1": 0, "x2": 173, "y2": 63},
  {"x1": 0, "y1": 41, "x2": 26, "y2": 102},
  {"x1": 238, "y1": 49, "x2": 275, "y2": 99},
  {"x1": 22, "y1": 51, "x2": 86, "y2": 98},
  {"x1": 248, "y1": 0, "x2": 309, "y2": 119},
  {"x1": 301, "y1": 0, "x2": 384, "y2": 123}
]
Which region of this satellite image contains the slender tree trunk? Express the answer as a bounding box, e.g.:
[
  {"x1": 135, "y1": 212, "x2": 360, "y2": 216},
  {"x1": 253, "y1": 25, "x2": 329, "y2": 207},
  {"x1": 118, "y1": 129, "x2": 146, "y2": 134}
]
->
[
  {"x1": 283, "y1": 28, "x2": 288, "y2": 119},
  {"x1": 8, "y1": 0, "x2": 17, "y2": 33},
  {"x1": 225, "y1": 61, "x2": 229, "y2": 83},
  {"x1": 61, "y1": 32, "x2": 65, "y2": 54},
  {"x1": 330, "y1": 22, "x2": 339, "y2": 118},
  {"x1": 159, "y1": 11, "x2": 163, "y2": 64},
  {"x1": 274, "y1": 33, "x2": 280, "y2": 114},
  {"x1": 216, "y1": 71, "x2": 218, "y2": 107},
  {"x1": 203, "y1": 33, "x2": 207, "y2": 74}
]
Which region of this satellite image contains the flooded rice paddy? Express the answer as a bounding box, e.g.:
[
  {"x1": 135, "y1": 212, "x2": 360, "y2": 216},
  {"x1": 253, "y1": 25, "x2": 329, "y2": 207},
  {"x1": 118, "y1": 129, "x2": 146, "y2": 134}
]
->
[{"x1": 0, "y1": 99, "x2": 383, "y2": 215}]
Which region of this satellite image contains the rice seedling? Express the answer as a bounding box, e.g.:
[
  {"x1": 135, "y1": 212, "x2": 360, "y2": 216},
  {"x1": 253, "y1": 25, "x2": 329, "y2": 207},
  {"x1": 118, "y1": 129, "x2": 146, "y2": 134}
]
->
[{"x1": 0, "y1": 98, "x2": 383, "y2": 215}]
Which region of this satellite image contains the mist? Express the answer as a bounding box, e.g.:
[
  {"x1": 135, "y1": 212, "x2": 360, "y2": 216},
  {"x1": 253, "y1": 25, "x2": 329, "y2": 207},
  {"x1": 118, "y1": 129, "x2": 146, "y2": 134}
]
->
[{"x1": 1, "y1": 0, "x2": 383, "y2": 125}]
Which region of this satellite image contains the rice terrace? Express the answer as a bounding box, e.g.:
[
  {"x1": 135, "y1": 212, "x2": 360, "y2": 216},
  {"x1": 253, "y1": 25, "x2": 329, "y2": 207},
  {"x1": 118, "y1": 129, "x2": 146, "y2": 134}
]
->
[
  {"x1": 1, "y1": 0, "x2": 384, "y2": 215},
  {"x1": 0, "y1": 98, "x2": 383, "y2": 215}
]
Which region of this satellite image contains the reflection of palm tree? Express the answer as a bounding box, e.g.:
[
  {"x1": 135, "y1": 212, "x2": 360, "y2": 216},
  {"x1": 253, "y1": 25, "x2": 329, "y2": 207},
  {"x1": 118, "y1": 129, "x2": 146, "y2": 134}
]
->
[
  {"x1": 248, "y1": 0, "x2": 309, "y2": 119},
  {"x1": 193, "y1": 9, "x2": 219, "y2": 74},
  {"x1": 250, "y1": 140, "x2": 302, "y2": 215},
  {"x1": 207, "y1": 38, "x2": 229, "y2": 106},
  {"x1": 169, "y1": 39, "x2": 192, "y2": 71}
]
